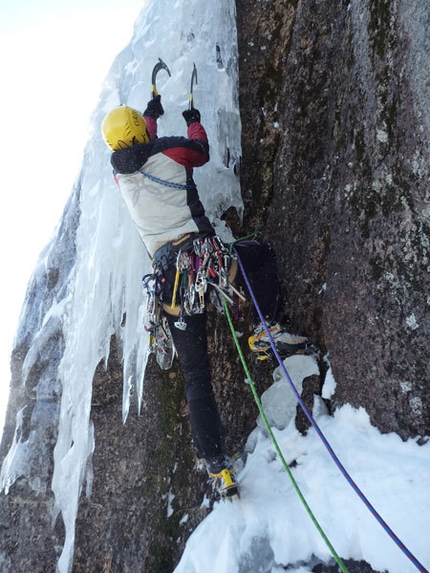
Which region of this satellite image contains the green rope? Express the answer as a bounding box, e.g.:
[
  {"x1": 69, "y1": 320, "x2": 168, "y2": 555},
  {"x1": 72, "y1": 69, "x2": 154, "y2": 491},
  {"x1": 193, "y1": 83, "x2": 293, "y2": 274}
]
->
[
  {"x1": 228, "y1": 231, "x2": 260, "y2": 253},
  {"x1": 222, "y1": 297, "x2": 349, "y2": 573}
]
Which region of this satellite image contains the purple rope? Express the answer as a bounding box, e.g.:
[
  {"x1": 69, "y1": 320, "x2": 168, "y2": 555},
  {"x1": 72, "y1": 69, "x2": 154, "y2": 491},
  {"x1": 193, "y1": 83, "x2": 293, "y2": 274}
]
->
[{"x1": 234, "y1": 246, "x2": 429, "y2": 573}]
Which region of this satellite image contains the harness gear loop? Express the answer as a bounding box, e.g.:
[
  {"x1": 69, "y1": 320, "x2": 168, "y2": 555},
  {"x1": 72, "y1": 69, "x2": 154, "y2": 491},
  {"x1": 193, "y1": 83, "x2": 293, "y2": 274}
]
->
[{"x1": 150, "y1": 235, "x2": 242, "y2": 324}]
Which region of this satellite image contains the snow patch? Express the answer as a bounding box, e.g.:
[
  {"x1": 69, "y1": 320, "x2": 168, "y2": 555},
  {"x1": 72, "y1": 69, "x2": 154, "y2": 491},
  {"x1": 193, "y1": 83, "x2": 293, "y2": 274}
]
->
[
  {"x1": 258, "y1": 355, "x2": 319, "y2": 431},
  {"x1": 175, "y1": 393, "x2": 430, "y2": 573}
]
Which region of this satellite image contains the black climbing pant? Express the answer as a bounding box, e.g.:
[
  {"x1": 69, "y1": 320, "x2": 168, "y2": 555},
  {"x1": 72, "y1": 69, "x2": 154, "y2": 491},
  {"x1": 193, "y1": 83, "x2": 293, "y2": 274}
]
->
[
  {"x1": 165, "y1": 312, "x2": 225, "y2": 464},
  {"x1": 163, "y1": 240, "x2": 283, "y2": 469}
]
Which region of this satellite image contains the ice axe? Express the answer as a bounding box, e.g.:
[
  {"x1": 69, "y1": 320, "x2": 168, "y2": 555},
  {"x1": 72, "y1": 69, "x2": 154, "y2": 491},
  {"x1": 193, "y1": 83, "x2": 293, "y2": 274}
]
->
[
  {"x1": 188, "y1": 63, "x2": 198, "y2": 110},
  {"x1": 151, "y1": 58, "x2": 171, "y2": 98}
]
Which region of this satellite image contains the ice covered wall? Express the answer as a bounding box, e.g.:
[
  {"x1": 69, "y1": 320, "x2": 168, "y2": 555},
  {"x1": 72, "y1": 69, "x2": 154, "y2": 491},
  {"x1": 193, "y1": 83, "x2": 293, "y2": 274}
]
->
[{"x1": 0, "y1": 0, "x2": 241, "y2": 571}]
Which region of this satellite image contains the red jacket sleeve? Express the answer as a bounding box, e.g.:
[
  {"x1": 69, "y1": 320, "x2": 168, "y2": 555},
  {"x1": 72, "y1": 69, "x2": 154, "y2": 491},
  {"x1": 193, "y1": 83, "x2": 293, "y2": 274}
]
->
[
  {"x1": 187, "y1": 121, "x2": 208, "y2": 142},
  {"x1": 144, "y1": 115, "x2": 158, "y2": 140},
  {"x1": 161, "y1": 122, "x2": 209, "y2": 168}
]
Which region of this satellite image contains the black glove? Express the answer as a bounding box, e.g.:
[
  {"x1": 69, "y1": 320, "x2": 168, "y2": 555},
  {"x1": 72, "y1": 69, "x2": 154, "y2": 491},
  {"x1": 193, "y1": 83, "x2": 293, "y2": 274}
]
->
[
  {"x1": 182, "y1": 108, "x2": 201, "y2": 126},
  {"x1": 144, "y1": 94, "x2": 164, "y2": 119}
]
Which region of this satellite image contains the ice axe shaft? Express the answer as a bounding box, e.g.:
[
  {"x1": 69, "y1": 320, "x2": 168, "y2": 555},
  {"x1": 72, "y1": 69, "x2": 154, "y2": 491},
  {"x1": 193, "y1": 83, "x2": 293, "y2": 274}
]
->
[
  {"x1": 189, "y1": 63, "x2": 198, "y2": 110},
  {"x1": 151, "y1": 58, "x2": 171, "y2": 98}
]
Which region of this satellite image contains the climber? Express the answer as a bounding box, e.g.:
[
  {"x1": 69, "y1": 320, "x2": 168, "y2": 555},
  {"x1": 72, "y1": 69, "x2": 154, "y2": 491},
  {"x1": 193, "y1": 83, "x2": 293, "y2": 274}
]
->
[{"x1": 101, "y1": 96, "x2": 308, "y2": 498}]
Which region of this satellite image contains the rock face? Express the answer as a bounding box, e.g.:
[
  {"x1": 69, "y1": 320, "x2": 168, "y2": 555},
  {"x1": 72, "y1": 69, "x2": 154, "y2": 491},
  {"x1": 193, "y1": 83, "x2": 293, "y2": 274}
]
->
[
  {"x1": 0, "y1": 189, "x2": 80, "y2": 572},
  {"x1": 236, "y1": 0, "x2": 430, "y2": 440},
  {"x1": 1, "y1": 1, "x2": 429, "y2": 572}
]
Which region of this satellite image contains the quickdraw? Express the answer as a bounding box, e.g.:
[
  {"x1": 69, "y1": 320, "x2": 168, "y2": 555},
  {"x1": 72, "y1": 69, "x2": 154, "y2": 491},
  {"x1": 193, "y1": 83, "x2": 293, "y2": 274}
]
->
[
  {"x1": 142, "y1": 273, "x2": 175, "y2": 370},
  {"x1": 144, "y1": 235, "x2": 245, "y2": 335},
  {"x1": 177, "y1": 235, "x2": 245, "y2": 319}
]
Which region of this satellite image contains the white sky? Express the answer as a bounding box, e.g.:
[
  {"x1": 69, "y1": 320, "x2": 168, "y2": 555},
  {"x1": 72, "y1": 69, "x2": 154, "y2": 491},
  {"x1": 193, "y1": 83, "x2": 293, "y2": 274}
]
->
[{"x1": 0, "y1": 0, "x2": 143, "y2": 434}]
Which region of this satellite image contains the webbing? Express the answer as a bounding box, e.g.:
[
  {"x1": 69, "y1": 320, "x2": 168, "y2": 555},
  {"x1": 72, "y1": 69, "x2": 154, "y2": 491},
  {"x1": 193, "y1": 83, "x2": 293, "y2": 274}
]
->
[{"x1": 232, "y1": 245, "x2": 429, "y2": 573}]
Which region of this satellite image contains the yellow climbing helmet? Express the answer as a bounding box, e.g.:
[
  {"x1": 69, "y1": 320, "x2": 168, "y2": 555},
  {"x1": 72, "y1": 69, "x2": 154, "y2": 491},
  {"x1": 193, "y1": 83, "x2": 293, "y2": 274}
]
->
[{"x1": 101, "y1": 105, "x2": 149, "y2": 150}]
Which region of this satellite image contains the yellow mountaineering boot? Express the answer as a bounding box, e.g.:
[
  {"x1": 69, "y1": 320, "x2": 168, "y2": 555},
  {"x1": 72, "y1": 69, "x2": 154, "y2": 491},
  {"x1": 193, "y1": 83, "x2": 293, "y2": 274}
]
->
[
  {"x1": 248, "y1": 323, "x2": 308, "y2": 361},
  {"x1": 209, "y1": 467, "x2": 239, "y2": 500}
]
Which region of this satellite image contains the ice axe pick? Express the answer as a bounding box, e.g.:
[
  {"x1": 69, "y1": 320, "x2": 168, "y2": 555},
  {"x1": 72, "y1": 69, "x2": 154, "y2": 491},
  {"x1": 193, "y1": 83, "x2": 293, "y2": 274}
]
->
[
  {"x1": 151, "y1": 58, "x2": 171, "y2": 98},
  {"x1": 189, "y1": 63, "x2": 198, "y2": 110}
]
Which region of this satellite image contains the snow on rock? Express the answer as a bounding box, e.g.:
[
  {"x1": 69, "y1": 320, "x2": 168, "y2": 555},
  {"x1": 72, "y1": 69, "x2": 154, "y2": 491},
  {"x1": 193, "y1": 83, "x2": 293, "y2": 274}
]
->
[
  {"x1": 258, "y1": 354, "x2": 320, "y2": 431},
  {"x1": 174, "y1": 356, "x2": 430, "y2": 573}
]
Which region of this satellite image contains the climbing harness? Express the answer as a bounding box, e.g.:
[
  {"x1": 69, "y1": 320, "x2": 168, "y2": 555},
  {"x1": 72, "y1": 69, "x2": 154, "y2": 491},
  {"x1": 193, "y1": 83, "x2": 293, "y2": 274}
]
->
[
  {"x1": 158, "y1": 235, "x2": 243, "y2": 318},
  {"x1": 227, "y1": 242, "x2": 429, "y2": 573},
  {"x1": 142, "y1": 234, "x2": 245, "y2": 367}
]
